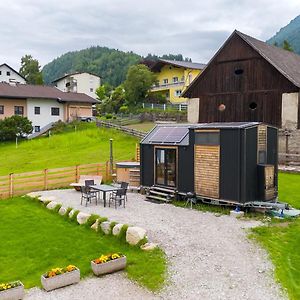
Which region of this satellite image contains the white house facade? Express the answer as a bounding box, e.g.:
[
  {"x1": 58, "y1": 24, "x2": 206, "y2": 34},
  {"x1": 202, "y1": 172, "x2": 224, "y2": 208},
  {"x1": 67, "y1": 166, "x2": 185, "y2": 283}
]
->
[
  {"x1": 53, "y1": 72, "x2": 101, "y2": 99},
  {"x1": 26, "y1": 98, "x2": 65, "y2": 132},
  {"x1": 0, "y1": 82, "x2": 97, "y2": 133},
  {"x1": 0, "y1": 64, "x2": 26, "y2": 84}
]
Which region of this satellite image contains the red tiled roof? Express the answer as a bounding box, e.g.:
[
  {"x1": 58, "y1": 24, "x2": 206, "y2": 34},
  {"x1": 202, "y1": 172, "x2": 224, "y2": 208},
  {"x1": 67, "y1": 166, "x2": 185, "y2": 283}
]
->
[{"x1": 0, "y1": 83, "x2": 97, "y2": 103}]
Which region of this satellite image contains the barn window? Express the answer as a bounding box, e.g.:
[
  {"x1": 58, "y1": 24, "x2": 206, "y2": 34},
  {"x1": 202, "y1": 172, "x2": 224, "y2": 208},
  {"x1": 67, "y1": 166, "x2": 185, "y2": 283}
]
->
[
  {"x1": 234, "y1": 68, "x2": 244, "y2": 75},
  {"x1": 218, "y1": 104, "x2": 226, "y2": 111},
  {"x1": 249, "y1": 102, "x2": 257, "y2": 110}
]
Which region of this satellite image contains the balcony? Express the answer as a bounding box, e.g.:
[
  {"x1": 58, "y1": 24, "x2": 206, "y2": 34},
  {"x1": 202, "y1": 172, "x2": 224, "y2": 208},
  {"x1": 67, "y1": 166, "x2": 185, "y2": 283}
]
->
[{"x1": 150, "y1": 81, "x2": 185, "y2": 91}]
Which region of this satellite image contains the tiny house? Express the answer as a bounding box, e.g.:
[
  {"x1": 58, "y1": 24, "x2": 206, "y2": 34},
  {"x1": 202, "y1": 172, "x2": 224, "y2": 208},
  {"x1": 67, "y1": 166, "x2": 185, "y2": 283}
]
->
[{"x1": 140, "y1": 122, "x2": 278, "y2": 205}]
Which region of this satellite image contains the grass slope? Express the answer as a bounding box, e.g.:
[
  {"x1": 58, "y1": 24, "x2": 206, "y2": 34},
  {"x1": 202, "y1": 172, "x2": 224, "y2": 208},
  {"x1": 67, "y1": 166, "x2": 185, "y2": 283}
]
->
[
  {"x1": 0, "y1": 197, "x2": 166, "y2": 291},
  {"x1": 0, "y1": 124, "x2": 138, "y2": 175},
  {"x1": 251, "y1": 172, "x2": 300, "y2": 299}
]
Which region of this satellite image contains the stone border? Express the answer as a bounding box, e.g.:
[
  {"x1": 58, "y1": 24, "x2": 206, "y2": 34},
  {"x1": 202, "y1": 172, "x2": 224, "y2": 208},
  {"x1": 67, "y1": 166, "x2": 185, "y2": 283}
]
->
[{"x1": 26, "y1": 194, "x2": 158, "y2": 251}]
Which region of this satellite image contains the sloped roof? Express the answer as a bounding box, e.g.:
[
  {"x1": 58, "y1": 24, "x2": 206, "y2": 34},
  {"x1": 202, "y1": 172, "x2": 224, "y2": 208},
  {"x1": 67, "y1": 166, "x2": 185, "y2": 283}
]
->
[
  {"x1": 183, "y1": 30, "x2": 300, "y2": 97},
  {"x1": 52, "y1": 71, "x2": 101, "y2": 83},
  {"x1": 0, "y1": 82, "x2": 97, "y2": 103},
  {"x1": 0, "y1": 63, "x2": 26, "y2": 81},
  {"x1": 150, "y1": 59, "x2": 206, "y2": 72}
]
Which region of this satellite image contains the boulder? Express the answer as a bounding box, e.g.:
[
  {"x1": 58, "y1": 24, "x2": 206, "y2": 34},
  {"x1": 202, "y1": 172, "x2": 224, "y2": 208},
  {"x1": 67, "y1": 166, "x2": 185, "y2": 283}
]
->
[
  {"x1": 91, "y1": 219, "x2": 100, "y2": 231},
  {"x1": 77, "y1": 212, "x2": 91, "y2": 225},
  {"x1": 100, "y1": 221, "x2": 111, "y2": 234},
  {"x1": 140, "y1": 242, "x2": 158, "y2": 251},
  {"x1": 112, "y1": 223, "x2": 124, "y2": 236},
  {"x1": 58, "y1": 207, "x2": 67, "y2": 216},
  {"x1": 69, "y1": 209, "x2": 75, "y2": 218},
  {"x1": 126, "y1": 227, "x2": 147, "y2": 245},
  {"x1": 40, "y1": 196, "x2": 56, "y2": 203},
  {"x1": 46, "y1": 201, "x2": 58, "y2": 210}
]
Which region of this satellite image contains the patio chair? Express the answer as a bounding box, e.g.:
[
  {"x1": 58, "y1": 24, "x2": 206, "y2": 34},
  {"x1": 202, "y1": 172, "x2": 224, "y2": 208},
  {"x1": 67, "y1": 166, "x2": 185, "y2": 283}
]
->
[
  {"x1": 120, "y1": 182, "x2": 129, "y2": 201},
  {"x1": 70, "y1": 175, "x2": 102, "y2": 191},
  {"x1": 80, "y1": 185, "x2": 97, "y2": 206},
  {"x1": 85, "y1": 179, "x2": 98, "y2": 200},
  {"x1": 109, "y1": 188, "x2": 126, "y2": 209}
]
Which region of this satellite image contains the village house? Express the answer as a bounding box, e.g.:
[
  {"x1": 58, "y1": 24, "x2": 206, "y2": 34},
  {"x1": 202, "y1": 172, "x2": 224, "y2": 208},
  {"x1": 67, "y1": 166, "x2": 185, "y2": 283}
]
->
[
  {"x1": 0, "y1": 63, "x2": 26, "y2": 84},
  {"x1": 146, "y1": 59, "x2": 206, "y2": 104},
  {"x1": 53, "y1": 72, "x2": 101, "y2": 99},
  {"x1": 183, "y1": 30, "x2": 300, "y2": 153},
  {"x1": 0, "y1": 82, "x2": 97, "y2": 132}
]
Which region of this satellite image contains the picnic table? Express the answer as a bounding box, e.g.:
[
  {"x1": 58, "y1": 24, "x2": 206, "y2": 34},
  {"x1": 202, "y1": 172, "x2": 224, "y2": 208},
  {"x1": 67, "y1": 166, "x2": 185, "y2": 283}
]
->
[{"x1": 90, "y1": 184, "x2": 121, "y2": 207}]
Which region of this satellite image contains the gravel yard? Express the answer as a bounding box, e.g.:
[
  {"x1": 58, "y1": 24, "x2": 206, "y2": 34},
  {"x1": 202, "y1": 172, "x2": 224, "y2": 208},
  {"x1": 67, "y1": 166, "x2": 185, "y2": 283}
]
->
[{"x1": 26, "y1": 190, "x2": 286, "y2": 300}]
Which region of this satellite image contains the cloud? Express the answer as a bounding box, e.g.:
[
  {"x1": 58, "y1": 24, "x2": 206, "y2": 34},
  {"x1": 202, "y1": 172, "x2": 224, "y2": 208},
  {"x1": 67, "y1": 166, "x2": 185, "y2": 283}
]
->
[{"x1": 0, "y1": 0, "x2": 300, "y2": 70}]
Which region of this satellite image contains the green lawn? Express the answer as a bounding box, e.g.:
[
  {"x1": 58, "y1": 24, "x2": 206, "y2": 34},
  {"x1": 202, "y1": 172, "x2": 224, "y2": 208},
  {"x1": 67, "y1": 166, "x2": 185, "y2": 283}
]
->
[
  {"x1": 0, "y1": 124, "x2": 138, "y2": 175},
  {"x1": 251, "y1": 172, "x2": 300, "y2": 300},
  {"x1": 0, "y1": 196, "x2": 166, "y2": 291}
]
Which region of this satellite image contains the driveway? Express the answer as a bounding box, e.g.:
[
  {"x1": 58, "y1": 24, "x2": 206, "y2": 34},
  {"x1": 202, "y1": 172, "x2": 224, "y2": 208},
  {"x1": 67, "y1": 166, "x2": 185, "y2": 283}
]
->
[{"x1": 26, "y1": 190, "x2": 285, "y2": 300}]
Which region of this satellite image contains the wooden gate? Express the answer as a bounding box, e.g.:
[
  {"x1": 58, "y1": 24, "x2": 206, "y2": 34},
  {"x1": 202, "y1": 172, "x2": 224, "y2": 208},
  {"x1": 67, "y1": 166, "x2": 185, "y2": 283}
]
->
[{"x1": 194, "y1": 145, "x2": 220, "y2": 198}]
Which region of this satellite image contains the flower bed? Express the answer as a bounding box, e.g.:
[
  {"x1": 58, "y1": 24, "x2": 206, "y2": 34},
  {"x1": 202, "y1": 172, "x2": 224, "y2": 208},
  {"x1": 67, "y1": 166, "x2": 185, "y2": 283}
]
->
[
  {"x1": 91, "y1": 253, "x2": 127, "y2": 276},
  {"x1": 41, "y1": 265, "x2": 80, "y2": 291},
  {"x1": 0, "y1": 281, "x2": 24, "y2": 300}
]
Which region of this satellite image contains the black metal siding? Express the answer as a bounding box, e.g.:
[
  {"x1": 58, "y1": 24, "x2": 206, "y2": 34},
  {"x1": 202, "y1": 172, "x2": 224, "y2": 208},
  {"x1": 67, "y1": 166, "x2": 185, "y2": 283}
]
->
[
  {"x1": 219, "y1": 129, "x2": 241, "y2": 202},
  {"x1": 178, "y1": 146, "x2": 194, "y2": 193},
  {"x1": 267, "y1": 126, "x2": 278, "y2": 193},
  {"x1": 244, "y1": 127, "x2": 258, "y2": 202},
  {"x1": 140, "y1": 144, "x2": 154, "y2": 187}
]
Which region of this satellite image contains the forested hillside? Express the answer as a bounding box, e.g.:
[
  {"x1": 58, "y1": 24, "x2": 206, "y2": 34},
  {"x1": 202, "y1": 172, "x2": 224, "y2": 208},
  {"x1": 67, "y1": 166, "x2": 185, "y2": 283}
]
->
[
  {"x1": 42, "y1": 46, "x2": 192, "y2": 87},
  {"x1": 42, "y1": 46, "x2": 141, "y2": 86},
  {"x1": 267, "y1": 15, "x2": 300, "y2": 54}
]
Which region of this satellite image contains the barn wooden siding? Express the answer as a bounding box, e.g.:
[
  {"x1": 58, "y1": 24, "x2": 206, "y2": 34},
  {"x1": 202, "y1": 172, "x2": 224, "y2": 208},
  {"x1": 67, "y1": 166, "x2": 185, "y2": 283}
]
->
[
  {"x1": 194, "y1": 145, "x2": 220, "y2": 198},
  {"x1": 188, "y1": 34, "x2": 298, "y2": 127}
]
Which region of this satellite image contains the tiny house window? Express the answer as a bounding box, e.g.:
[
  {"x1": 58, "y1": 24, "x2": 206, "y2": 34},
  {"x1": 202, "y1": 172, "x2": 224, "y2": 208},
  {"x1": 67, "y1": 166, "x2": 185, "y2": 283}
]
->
[
  {"x1": 234, "y1": 68, "x2": 244, "y2": 75},
  {"x1": 195, "y1": 132, "x2": 220, "y2": 145},
  {"x1": 173, "y1": 77, "x2": 179, "y2": 83},
  {"x1": 0, "y1": 105, "x2": 4, "y2": 114},
  {"x1": 163, "y1": 79, "x2": 168, "y2": 85},
  {"x1": 51, "y1": 107, "x2": 60, "y2": 116}
]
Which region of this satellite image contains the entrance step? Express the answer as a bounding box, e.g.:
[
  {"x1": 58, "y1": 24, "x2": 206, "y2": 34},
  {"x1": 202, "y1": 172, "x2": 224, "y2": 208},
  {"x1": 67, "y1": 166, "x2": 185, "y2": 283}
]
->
[{"x1": 146, "y1": 185, "x2": 176, "y2": 203}]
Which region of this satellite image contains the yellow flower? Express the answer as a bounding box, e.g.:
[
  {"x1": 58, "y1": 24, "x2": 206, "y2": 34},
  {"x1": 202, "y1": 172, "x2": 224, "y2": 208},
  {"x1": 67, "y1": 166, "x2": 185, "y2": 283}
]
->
[{"x1": 111, "y1": 253, "x2": 120, "y2": 259}]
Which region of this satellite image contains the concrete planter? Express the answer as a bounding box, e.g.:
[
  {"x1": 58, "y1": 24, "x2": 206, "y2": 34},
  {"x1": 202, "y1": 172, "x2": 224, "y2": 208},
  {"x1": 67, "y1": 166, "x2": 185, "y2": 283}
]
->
[
  {"x1": 0, "y1": 282, "x2": 24, "y2": 300},
  {"x1": 91, "y1": 256, "x2": 126, "y2": 276},
  {"x1": 41, "y1": 268, "x2": 80, "y2": 291}
]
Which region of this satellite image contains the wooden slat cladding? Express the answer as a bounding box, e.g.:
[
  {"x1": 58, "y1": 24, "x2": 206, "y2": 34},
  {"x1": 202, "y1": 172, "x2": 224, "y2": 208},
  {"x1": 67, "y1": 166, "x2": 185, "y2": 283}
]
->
[
  {"x1": 195, "y1": 145, "x2": 220, "y2": 198},
  {"x1": 198, "y1": 91, "x2": 282, "y2": 127},
  {"x1": 257, "y1": 125, "x2": 267, "y2": 152}
]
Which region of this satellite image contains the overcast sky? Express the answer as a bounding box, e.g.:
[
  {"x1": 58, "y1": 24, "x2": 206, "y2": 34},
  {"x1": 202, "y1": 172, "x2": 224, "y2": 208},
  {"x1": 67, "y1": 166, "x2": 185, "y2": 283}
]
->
[{"x1": 1, "y1": 0, "x2": 300, "y2": 70}]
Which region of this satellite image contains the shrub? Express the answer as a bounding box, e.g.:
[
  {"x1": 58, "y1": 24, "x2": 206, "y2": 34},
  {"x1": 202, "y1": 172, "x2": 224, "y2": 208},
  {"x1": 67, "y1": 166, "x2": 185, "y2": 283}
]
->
[
  {"x1": 70, "y1": 210, "x2": 80, "y2": 223},
  {"x1": 53, "y1": 204, "x2": 62, "y2": 213},
  {"x1": 86, "y1": 214, "x2": 100, "y2": 227},
  {"x1": 118, "y1": 224, "x2": 129, "y2": 241},
  {"x1": 105, "y1": 113, "x2": 113, "y2": 119}
]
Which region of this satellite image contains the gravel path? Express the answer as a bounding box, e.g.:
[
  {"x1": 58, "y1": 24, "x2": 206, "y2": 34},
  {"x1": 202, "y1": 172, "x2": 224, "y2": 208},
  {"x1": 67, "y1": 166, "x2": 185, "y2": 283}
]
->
[{"x1": 26, "y1": 190, "x2": 286, "y2": 300}]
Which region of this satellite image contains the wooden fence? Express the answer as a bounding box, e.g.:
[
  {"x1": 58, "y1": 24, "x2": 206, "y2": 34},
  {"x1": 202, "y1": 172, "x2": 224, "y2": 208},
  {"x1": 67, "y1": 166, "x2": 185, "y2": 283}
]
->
[
  {"x1": 96, "y1": 120, "x2": 146, "y2": 138},
  {"x1": 0, "y1": 162, "x2": 110, "y2": 200}
]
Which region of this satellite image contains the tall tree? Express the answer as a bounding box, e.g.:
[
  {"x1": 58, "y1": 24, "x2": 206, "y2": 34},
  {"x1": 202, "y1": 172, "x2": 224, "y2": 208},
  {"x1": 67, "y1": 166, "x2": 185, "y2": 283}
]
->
[
  {"x1": 19, "y1": 55, "x2": 43, "y2": 84},
  {"x1": 282, "y1": 40, "x2": 293, "y2": 52},
  {"x1": 0, "y1": 116, "x2": 32, "y2": 141},
  {"x1": 123, "y1": 64, "x2": 157, "y2": 107}
]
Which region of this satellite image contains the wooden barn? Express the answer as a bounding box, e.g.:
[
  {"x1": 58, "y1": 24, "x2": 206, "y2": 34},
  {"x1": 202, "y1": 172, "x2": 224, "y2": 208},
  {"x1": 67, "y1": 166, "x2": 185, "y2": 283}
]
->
[
  {"x1": 140, "y1": 122, "x2": 278, "y2": 205},
  {"x1": 183, "y1": 30, "x2": 300, "y2": 153}
]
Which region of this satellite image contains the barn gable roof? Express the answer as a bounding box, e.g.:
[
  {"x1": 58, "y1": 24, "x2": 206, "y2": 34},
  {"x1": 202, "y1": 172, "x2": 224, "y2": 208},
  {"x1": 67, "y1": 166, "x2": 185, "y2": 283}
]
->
[{"x1": 183, "y1": 30, "x2": 300, "y2": 97}]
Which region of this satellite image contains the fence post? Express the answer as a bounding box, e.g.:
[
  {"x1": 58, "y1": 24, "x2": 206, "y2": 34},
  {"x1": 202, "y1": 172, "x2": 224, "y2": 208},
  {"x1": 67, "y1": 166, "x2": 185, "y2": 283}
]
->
[
  {"x1": 75, "y1": 165, "x2": 80, "y2": 182},
  {"x1": 179, "y1": 104, "x2": 182, "y2": 111},
  {"x1": 142, "y1": 103, "x2": 145, "y2": 108},
  {"x1": 151, "y1": 103, "x2": 154, "y2": 109},
  {"x1": 44, "y1": 169, "x2": 48, "y2": 190},
  {"x1": 163, "y1": 104, "x2": 166, "y2": 111},
  {"x1": 9, "y1": 173, "x2": 13, "y2": 197}
]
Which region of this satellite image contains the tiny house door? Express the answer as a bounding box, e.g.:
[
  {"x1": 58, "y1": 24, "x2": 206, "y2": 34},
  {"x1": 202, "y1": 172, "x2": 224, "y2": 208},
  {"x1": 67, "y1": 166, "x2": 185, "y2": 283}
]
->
[
  {"x1": 194, "y1": 130, "x2": 220, "y2": 199},
  {"x1": 155, "y1": 148, "x2": 176, "y2": 187}
]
